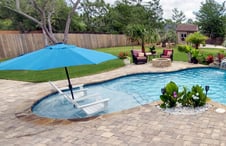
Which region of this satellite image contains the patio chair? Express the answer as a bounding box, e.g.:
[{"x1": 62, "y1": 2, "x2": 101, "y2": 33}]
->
[
  {"x1": 160, "y1": 49, "x2": 174, "y2": 61},
  {"x1": 131, "y1": 50, "x2": 148, "y2": 64},
  {"x1": 49, "y1": 81, "x2": 109, "y2": 115}
]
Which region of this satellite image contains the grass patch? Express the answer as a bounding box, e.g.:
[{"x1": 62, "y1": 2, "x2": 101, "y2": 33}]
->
[
  {"x1": 0, "y1": 59, "x2": 123, "y2": 82},
  {"x1": 0, "y1": 46, "x2": 224, "y2": 82}
]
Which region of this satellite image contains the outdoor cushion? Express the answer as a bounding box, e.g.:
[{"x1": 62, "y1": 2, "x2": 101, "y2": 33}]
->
[
  {"x1": 167, "y1": 51, "x2": 172, "y2": 56},
  {"x1": 137, "y1": 56, "x2": 146, "y2": 59},
  {"x1": 163, "y1": 49, "x2": 167, "y2": 55},
  {"x1": 133, "y1": 50, "x2": 139, "y2": 57},
  {"x1": 160, "y1": 49, "x2": 174, "y2": 61},
  {"x1": 138, "y1": 53, "x2": 144, "y2": 57}
]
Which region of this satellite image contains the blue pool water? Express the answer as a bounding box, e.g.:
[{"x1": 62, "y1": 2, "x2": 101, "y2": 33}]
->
[{"x1": 32, "y1": 67, "x2": 226, "y2": 119}]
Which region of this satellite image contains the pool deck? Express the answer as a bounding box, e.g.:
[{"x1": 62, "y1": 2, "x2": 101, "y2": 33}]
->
[{"x1": 1, "y1": 61, "x2": 226, "y2": 145}]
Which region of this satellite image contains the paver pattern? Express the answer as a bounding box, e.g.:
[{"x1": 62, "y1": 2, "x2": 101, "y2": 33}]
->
[{"x1": 1, "y1": 62, "x2": 226, "y2": 146}]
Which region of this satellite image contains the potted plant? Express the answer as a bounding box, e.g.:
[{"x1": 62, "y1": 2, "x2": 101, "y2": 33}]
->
[{"x1": 118, "y1": 52, "x2": 130, "y2": 65}]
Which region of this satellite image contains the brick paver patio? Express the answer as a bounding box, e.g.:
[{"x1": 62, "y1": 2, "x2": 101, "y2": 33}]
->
[{"x1": 1, "y1": 61, "x2": 226, "y2": 145}]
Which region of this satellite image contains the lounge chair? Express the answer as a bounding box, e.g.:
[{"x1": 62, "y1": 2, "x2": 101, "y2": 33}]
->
[
  {"x1": 131, "y1": 50, "x2": 148, "y2": 64},
  {"x1": 49, "y1": 81, "x2": 109, "y2": 115},
  {"x1": 160, "y1": 49, "x2": 174, "y2": 61},
  {"x1": 49, "y1": 81, "x2": 91, "y2": 101}
]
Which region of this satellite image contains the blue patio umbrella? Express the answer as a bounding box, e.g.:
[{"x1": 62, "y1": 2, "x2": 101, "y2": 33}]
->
[{"x1": 0, "y1": 43, "x2": 117, "y2": 99}]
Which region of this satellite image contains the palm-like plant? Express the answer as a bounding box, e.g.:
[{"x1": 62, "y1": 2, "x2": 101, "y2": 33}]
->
[
  {"x1": 125, "y1": 24, "x2": 159, "y2": 52},
  {"x1": 186, "y1": 32, "x2": 208, "y2": 49}
]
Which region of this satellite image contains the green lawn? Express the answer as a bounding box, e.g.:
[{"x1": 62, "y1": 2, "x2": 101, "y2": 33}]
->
[{"x1": 0, "y1": 46, "x2": 224, "y2": 82}]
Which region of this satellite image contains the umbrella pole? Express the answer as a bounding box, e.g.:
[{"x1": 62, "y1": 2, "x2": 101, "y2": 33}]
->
[{"x1": 64, "y1": 67, "x2": 75, "y2": 100}]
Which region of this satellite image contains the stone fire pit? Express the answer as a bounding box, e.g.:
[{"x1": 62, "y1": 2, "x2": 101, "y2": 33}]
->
[{"x1": 152, "y1": 58, "x2": 171, "y2": 67}]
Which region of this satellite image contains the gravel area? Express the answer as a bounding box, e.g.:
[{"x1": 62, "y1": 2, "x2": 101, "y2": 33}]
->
[{"x1": 156, "y1": 104, "x2": 212, "y2": 115}]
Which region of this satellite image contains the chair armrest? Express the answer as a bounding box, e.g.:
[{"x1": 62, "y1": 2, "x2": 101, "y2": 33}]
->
[
  {"x1": 74, "y1": 93, "x2": 100, "y2": 101},
  {"x1": 73, "y1": 89, "x2": 88, "y2": 97},
  {"x1": 77, "y1": 98, "x2": 110, "y2": 108}
]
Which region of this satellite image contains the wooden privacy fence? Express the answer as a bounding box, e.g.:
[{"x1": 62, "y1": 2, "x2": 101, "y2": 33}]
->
[{"x1": 0, "y1": 33, "x2": 132, "y2": 59}]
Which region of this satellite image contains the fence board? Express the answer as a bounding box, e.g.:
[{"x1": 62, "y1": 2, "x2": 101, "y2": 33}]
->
[{"x1": 0, "y1": 33, "x2": 132, "y2": 59}]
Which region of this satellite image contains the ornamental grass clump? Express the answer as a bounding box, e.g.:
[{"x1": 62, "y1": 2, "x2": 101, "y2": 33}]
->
[{"x1": 160, "y1": 81, "x2": 207, "y2": 108}]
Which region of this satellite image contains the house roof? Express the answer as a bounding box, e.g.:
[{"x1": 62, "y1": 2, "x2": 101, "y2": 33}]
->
[{"x1": 176, "y1": 24, "x2": 198, "y2": 32}]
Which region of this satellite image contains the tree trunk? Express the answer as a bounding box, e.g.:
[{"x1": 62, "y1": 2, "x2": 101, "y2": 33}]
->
[
  {"x1": 195, "y1": 43, "x2": 199, "y2": 49},
  {"x1": 63, "y1": 0, "x2": 80, "y2": 43},
  {"x1": 141, "y1": 39, "x2": 145, "y2": 53},
  {"x1": 42, "y1": 28, "x2": 48, "y2": 46}
]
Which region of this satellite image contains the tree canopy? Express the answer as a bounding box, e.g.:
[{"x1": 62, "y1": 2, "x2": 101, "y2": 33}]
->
[
  {"x1": 1, "y1": 0, "x2": 226, "y2": 47},
  {"x1": 172, "y1": 8, "x2": 186, "y2": 24},
  {"x1": 0, "y1": 0, "x2": 164, "y2": 34},
  {"x1": 186, "y1": 32, "x2": 208, "y2": 49},
  {"x1": 195, "y1": 0, "x2": 226, "y2": 39},
  {"x1": 0, "y1": 0, "x2": 82, "y2": 44}
]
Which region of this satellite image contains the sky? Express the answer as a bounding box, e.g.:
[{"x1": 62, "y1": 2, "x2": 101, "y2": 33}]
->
[{"x1": 104, "y1": 0, "x2": 225, "y2": 20}]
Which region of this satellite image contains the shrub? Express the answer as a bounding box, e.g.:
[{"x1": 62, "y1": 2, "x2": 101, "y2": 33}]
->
[
  {"x1": 160, "y1": 81, "x2": 208, "y2": 108},
  {"x1": 177, "y1": 45, "x2": 202, "y2": 63},
  {"x1": 206, "y1": 55, "x2": 214, "y2": 64},
  {"x1": 177, "y1": 87, "x2": 191, "y2": 107},
  {"x1": 177, "y1": 45, "x2": 191, "y2": 53},
  {"x1": 160, "y1": 81, "x2": 179, "y2": 108},
  {"x1": 189, "y1": 85, "x2": 207, "y2": 107},
  {"x1": 197, "y1": 53, "x2": 206, "y2": 64},
  {"x1": 178, "y1": 85, "x2": 207, "y2": 108}
]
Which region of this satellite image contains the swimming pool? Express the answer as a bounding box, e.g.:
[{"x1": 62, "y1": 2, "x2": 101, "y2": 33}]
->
[{"x1": 32, "y1": 67, "x2": 226, "y2": 119}]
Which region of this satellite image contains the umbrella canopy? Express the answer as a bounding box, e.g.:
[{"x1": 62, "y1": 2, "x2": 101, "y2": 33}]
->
[
  {"x1": 0, "y1": 43, "x2": 117, "y2": 70},
  {"x1": 0, "y1": 43, "x2": 117, "y2": 99}
]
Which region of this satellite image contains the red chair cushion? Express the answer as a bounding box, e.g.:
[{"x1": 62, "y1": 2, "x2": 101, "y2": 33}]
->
[{"x1": 163, "y1": 49, "x2": 172, "y2": 56}]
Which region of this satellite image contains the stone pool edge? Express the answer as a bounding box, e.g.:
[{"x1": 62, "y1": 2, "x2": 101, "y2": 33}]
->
[{"x1": 13, "y1": 62, "x2": 226, "y2": 124}]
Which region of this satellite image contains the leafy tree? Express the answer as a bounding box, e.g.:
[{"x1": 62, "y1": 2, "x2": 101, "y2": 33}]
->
[
  {"x1": 0, "y1": 0, "x2": 82, "y2": 44},
  {"x1": 104, "y1": 2, "x2": 148, "y2": 34},
  {"x1": 165, "y1": 30, "x2": 177, "y2": 43},
  {"x1": 103, "y1": 0, "x2": 163, "y2": 34},
  {"x1": 125, "y1": 24, "x2": 159, "y2": 52},
  {"x1": 52, "y1": 0, "x2": 85, "y2": 33},
  {"x1": 0, "y1": 1, "x2": 38, "y2": 31},
  {"x1": 195, "y1": 0, "x2": 226, "y2": 39},
  {"x1": 186, "y1": 32, "x2": 208, "y2": 49},
  {"x1": 160, "y1": 19, "x2": 176, "y2": 47},
  {"x1": 0, "y1": 0, "x2": 164, "y2": 44},
  {"x1": 186, "y1": 18, "x2": 194, "y2": 24},
  {"x1": 0, "y1": 19, "x2": 14, "y2": 30},
  {"x1": 126, "y1": 24, "x2": 147, "y2": 52},
  {"x1": 80, "y1": 0, "x2": 110, "y2": 32},
  {"x1": 172, "y1": 8, "x2": 186, "y2": 24},
  {"x1": 142, "y1": 0, "x2": 163, "y2": 29}
]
